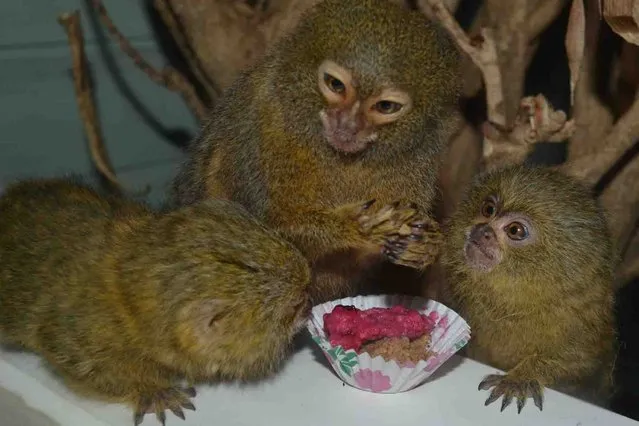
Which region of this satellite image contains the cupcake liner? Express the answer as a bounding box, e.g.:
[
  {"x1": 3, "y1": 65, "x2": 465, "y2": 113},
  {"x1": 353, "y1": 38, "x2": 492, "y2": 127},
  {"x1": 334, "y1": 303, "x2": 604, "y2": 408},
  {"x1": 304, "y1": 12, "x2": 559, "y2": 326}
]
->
[{"x1": 306, "y1": 294, "x2": 471, "y2": 394}]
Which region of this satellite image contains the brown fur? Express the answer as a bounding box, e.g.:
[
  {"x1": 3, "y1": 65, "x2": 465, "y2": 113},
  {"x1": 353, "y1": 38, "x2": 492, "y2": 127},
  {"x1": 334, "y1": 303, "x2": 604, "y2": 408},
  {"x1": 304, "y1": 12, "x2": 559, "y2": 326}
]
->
[
  {"x1": 442, "y1": 165, "x2": 618, "y2": 408},
  {"x1": 170, "y1": 0, "x2": 462, "y2": 303},
  {"x1": 0, "y1": 178, "x2": 311, "y2": 423}
]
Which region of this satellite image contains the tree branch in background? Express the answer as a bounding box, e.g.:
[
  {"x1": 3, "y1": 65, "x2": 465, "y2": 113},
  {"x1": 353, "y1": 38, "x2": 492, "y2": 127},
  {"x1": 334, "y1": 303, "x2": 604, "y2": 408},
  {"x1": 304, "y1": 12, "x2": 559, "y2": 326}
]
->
[
  {"x1": 528, "y1": 0, "x2": 570, "y2": 40},
  {"x1": 565, "y1": 0, "x2": 585, "y2": 107},
  {"x1": 58, "y1": 11, "x2": 121, "y2": 190},
  {"x1": 90, "y1": 0, "x2": 208, "y2": 121},
  {"x1": 424, "y1": 0, "x2": 505, "y2": 127},
  {"x1": 564, "y1": 90, "x2": 639, "y2": 183},
  {"x1": 482, "y1": 94, "x2": 575, "y2": 169},
  {"x1": 602, "y1": 0, "x2": 639, "y2": 45},
  {"x1": 152, "y1": 0, "x2": 221, "y2": 102},
  {"x1": 562, "y1": 2, "x2": 639, "y2": 186},
  {"x1": 425, "y1": 0, "x2": 573, "y2": 171},
  {"x1": 563, "y1": 0, "x2": 614, "y2": 163}
]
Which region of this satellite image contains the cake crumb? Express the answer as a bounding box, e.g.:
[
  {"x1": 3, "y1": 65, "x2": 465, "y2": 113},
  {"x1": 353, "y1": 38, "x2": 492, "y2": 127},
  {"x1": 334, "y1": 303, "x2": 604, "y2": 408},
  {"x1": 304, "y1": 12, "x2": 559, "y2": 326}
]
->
[{"x1": 361, "y1": 334, "x2": 433, "y2": 364}]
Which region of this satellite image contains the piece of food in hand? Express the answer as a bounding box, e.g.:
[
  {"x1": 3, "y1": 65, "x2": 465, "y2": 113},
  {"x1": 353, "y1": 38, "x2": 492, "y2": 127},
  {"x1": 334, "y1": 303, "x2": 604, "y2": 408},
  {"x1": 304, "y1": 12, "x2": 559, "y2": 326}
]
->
[{"x1": 323, "y1": 305, "x2": 435, "y2": 351}]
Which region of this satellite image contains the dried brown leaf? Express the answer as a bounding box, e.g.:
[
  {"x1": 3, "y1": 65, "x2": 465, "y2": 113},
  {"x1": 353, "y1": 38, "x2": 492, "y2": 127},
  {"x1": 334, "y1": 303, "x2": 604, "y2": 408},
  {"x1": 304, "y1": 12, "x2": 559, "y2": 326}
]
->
[{"x1": 603, "y1": 0, "x2": 639, "y2": 46}]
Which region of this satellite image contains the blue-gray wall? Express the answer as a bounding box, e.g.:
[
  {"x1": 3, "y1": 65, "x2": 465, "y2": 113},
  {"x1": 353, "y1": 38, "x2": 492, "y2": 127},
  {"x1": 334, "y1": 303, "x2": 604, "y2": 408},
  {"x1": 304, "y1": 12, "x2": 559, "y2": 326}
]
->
[{"x1": 0, "y1": 1, "x2": 199, "y2": 203}]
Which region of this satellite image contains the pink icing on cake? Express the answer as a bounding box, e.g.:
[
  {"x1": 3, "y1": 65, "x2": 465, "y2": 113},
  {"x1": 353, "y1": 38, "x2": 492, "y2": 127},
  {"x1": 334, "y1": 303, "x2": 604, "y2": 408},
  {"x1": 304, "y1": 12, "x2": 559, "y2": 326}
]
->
[{"x1": 323, "y1": 305, "x2": 436, "y2": 351}]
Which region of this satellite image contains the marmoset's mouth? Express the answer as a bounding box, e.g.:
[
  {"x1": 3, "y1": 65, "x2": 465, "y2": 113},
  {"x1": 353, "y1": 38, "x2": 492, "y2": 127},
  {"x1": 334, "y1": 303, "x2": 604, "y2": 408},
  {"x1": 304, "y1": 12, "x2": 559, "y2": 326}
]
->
[
  {"x1": 319, "y1": 109, "x2": 377, "y2": 155},
  {"x1": 470, "y1": 239, "x2": 494, "y2": 260},
  {"x1": 463, "y1": 240, "x2": 499, "y2": 272}
]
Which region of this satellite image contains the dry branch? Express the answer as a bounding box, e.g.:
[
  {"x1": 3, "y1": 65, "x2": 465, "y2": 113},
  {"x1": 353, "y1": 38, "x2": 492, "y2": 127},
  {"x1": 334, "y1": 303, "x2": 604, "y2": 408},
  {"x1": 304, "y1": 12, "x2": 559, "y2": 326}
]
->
[
  {"x1": 426, "y1": 0, "x2": 505, "y2": 127},
  {"x1": 563, "y1": 1, "x2": 639, "y2": 184},
  {"x1": 417, "y1": 0, "x2": 462, "y2": 20},
  {"x1": 58, "y1": 11, "x2": 121, "y2": 190},
  {"x1": 427, "y1": 0, "x2": 574, "y2": 171},
  {"x1": 564, "y1": 90, "x2": 639, "y2": 182},
  {"x1": 157, "y1": 0, "x2": 319, "y2": 93},
  {"x1": 152, "y1": 0, "x2": 221, "y2": 101},
  {"x1": 528, "y1": 0, "x2": 571, "y2": 39},
  {"x1": 482, "y1": 95, "x2": 575, "y2": 169},
  {"x1": 486, "y1": 0, "x2": 529, "y2": 126},
  {"x1": 432, "y1": 0, "x2": 569, "y2": 223},
  {"x1": 566, "y1": 0, "x2": 585, "y2": 106},
  {"x1": 90, "y1": 0, "x2": 208, "y2": 121},
  {"x1": 565, "y1": 0, "x2": 614, "y2": 162}
]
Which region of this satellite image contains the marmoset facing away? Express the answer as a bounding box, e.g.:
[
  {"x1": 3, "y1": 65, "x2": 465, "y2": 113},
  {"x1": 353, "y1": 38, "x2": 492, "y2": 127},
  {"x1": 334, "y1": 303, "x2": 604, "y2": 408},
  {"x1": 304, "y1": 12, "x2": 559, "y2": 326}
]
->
[
  {"x1": 442, "y1": 166, "x2": 617, "y2": 412},
  {"x1": 171, "y1": 0, "x2": 462, "y2": 303},
  {"x1": 0, "y1": 178, "x2": 313, "y2": 425}
]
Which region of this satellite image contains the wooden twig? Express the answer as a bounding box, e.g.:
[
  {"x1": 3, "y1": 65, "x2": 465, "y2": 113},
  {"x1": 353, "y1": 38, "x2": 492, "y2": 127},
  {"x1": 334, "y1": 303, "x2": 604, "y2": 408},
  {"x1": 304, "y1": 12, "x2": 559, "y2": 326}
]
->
[
  {"x1": 90, "y1": 0, "x2": 208, "y2": 121},
  {"x1": 528, "y1": 0, "x2": 570, "y2": 40},
  {"x1": 617, "y1": 257, "x2": 639, "y2": 284},
  {"x1": 57, "y1": 11, "x2": 121, "y2": 190},
  {"x1": 486, "y1": 0, "x2": 529, "y2": 126},
  {"x1": 564, "y1": 90, "x2": 639, "y2": 182},
  {"x1": 425, "y1": 0, "x2": 505, "y2": 127},
  {"x1": 565, "y1": 0, "x2": 614, "y2": 162},
  {"x1": 427, "y1": 0, "x2": 574, "y2": 170},
  {"x1": 566, "y1": 0, "x2": 585, "y2": 107},
  {"x1": 152, "y1": 0, "x2": 221, "y2": 101},
  {"x1": 482, "y1": 94, "x2": 575, "y2": 169},
  {"x1": 416, "y1": 0, "x2": 463, "y2": 20}
]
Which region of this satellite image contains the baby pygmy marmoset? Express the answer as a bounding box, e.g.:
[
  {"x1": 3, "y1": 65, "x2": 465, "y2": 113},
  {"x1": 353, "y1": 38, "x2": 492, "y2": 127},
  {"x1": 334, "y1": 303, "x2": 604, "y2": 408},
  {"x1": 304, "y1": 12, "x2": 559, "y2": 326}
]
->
[
  {"x1": 0, "y1": 178, "x2": 312, "y2": 425},
  {"x1": 171, "y1": 0, "x2": 462, "y2": 303},
  {"x1": 442, "y1": 165, "x2": 617, "y2": 412}
]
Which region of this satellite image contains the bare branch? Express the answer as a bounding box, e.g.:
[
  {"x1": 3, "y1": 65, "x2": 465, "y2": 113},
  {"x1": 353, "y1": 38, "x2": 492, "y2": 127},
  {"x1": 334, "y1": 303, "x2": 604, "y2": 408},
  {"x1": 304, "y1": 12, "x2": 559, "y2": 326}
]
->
[
  {"x1": 528, "y1": 0, "x2": 570, "y2": 40},
  {"x1": 416, "y1": 0, "x2": 463, "y2": 19},
  {"x1": 482, "y1": 94, "x2": 575, "y2": 170},
  {"x1": 152, "y1": 0, "x2": 221, "y2": 101},
  {"x1": 57, "y1": 11, "x2": 121, "y2": 190},
  {"x1": 90, "y1": 0, "x2": 208, "y2": 121},
  {"x1": 564, "y1": 90, "x2": 639, "y2": 183},
  {"x1": 566, "y1": 0, "x2": 585, "y2": 106},
  {"x1": 565, "y1": 0, "x2": 614, "y2": 161},
  {"x1": 617, "y1": 258, "x2": 639, "y2": 285},
  {"x1": 426, "y1": 0, "x2": 575, "y2": 171},
  {"x1": 485, "y1": 0, "x2": 529, "y2": 126},
  {"x1": 424, "y1": 0, "x2": 506, "y2": 127},
  {"x1": 618, "y1": 225, "x2": 639, "y2": 284}
]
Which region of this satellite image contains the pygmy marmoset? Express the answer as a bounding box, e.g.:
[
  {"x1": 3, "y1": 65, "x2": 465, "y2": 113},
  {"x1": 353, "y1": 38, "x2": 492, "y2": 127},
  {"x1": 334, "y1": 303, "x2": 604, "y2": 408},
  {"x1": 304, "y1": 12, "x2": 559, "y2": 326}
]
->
[
  {"x1": 171, "y1": 0, "x2": 462, "y2": 303},
  {"x1": 0, "y1": 178, "x2": 313, "y2": 425},
  {"x1": 442, "y1": 165, "x2": 617, "y2": 412}
]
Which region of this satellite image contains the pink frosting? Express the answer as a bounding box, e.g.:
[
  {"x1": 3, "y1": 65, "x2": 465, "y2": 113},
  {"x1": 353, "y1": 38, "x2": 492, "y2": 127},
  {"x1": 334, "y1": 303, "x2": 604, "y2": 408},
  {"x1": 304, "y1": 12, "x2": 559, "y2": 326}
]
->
[{"x1": 323, "y1": 305, "x2": 436, "y2": 351}]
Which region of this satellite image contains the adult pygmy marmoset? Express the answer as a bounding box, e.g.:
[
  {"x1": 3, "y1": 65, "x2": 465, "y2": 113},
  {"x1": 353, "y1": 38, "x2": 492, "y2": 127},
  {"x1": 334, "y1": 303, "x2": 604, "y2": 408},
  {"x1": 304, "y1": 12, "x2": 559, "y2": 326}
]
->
[{"x1": 171, "y1": 0, "x2": 462, "y2": 303}]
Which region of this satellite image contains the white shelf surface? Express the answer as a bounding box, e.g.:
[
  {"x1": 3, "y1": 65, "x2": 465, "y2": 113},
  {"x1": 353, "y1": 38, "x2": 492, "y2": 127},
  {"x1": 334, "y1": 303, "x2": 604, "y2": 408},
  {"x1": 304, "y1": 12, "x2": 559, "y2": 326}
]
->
[{"x1": 0, "y1": 334, "x2": 636, "y2": 426}]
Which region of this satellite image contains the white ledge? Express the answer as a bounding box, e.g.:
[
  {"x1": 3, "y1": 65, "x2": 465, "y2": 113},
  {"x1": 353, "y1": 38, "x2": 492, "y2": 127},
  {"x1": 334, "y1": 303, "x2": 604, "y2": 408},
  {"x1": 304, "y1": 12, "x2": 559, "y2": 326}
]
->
[{"x1": 0, "y1": 335, "x2": 636, "y2": 426}]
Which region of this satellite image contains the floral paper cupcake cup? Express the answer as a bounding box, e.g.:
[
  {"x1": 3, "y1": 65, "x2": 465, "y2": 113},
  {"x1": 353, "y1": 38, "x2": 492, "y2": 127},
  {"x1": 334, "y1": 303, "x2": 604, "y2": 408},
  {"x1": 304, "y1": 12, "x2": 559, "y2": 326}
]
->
[{"x1": 306, "y1": 294, "x2": 471, "y2": 394}]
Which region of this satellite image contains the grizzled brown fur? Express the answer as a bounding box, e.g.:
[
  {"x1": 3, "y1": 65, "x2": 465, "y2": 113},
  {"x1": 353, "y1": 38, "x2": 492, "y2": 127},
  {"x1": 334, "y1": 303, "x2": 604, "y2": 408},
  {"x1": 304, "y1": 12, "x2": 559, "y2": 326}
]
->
[
  {"x1": 171, "y1": 0, "x2": 462, "y2": 303},
  {"x1": 442, "y1": 166, "x2": 617, "y2": 411},
  {"x1": 0, "y1": 178, "x2": 311, "y2": 425}
]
